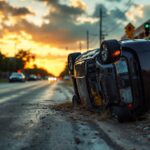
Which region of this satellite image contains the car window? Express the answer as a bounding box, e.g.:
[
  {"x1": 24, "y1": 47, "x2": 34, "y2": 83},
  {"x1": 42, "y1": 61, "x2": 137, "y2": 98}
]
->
[
  {"x1": 115, "y1": 59, "x2": 128, "y2": 74},
  {"x1": 11, "y1": 73, "x2": 23, "y2": 77}
]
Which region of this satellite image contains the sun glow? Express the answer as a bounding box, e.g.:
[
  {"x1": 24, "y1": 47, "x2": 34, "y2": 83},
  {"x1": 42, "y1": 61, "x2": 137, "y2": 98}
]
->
[{"x1": 0, "y1": 31, "x2": 68, "y2": 76}]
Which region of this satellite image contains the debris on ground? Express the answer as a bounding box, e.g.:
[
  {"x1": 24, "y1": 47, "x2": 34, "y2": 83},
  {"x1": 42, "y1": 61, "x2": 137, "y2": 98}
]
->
[
  {"x1": 50, "y1": 102, "x2": 111, "y2": 122},
  {"x1": 50, "y1": 102, "x2": 150, "y2": 143}
]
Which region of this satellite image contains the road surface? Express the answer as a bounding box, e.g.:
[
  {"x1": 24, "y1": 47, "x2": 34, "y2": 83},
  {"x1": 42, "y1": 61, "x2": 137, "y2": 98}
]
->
[{"x1": 0, "y1": 81, "x2": 149, "y2": 150}]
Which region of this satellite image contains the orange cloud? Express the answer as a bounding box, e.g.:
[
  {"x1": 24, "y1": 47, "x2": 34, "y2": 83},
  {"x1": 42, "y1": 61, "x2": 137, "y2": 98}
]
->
[
  {"x1": 125, "y1": 4, "x2": 144, "y2": 23},
  {"x1": 70, "y1": 0, "x2": 87, "y2": 11}
]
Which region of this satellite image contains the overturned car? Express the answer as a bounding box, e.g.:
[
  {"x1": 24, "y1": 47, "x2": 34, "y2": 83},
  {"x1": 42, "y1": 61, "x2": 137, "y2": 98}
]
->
[{"x1": 68, "y1": 39, "x2": 150, "y2": 122}]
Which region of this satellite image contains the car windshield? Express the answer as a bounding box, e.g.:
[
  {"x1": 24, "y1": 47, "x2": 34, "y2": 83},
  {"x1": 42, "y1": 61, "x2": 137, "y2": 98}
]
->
[{"x1": 11, "y1": 73, "x2": 22, "y2": 77}]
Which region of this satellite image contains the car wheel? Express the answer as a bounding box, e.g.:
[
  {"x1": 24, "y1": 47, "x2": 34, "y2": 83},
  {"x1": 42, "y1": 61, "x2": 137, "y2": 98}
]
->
[
  {"x1": 101, "y1": 44, "x2": 109, "y2": 63},
  {"x1": 100, "y1": 40, "x2": 121, "y2": 64},
  {"x1": 68, "y1": 53, "x2": 81, "y2": 74}
]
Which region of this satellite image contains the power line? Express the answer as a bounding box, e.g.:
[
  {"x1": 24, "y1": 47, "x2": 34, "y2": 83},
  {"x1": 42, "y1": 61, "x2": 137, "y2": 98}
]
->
[
  {"x1": 90, "y1": 35, "x2": 98, "y2": 49},
  {"x1": 93, "y1": 0, "x2": 134, "y2": 36},
  {"x1": 107, "y1": 0, "x2": 134, "y2": 33},
  {"x1": 86, "y1": 8, "x2": 105, "y2": 50},
  {"x1": 90, "y1": 38, "x2": 99, "y2": 49}
]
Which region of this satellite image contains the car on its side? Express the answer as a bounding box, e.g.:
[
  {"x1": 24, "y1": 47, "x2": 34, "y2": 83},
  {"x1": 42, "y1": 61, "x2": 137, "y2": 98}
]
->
[
  {"x1": 9, "y1": 72, "x2": 26, "y2": 82},
  {"x1": 68, "y1": 39, "x2": 150, "y2": 122},
  {"x1": 68, "y1": 50, "x2": 102, "y2": 111}
]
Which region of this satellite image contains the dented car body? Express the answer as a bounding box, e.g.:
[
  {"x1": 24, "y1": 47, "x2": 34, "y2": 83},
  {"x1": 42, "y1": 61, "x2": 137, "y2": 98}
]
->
[{"x1": 68, "y1": 39, "x2": 150, "y2": 121}]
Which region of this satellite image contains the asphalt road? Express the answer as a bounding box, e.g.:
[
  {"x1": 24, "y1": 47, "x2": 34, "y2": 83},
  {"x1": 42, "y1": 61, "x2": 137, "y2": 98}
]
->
[
  {"x1": 0, "y1": 81, "x2": 149, "y2": 150},
  {"x1": 0, "y1": 81, "x2": 114, "y2": 150}
]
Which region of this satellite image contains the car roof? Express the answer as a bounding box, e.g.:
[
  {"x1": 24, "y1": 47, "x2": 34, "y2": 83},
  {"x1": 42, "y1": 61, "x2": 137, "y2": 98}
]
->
[
  {"x1": 11, "y1": 72, "x2": 24, "y2": 75},
  {"x1": 75, "y1": 39, "x2": 150, "y2": 63}
]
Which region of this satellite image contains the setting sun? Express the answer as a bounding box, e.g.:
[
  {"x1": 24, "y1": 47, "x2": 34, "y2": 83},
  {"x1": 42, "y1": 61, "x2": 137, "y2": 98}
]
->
[{"x1": 0, "y1": 30, "x2": 70, "y2": 76}]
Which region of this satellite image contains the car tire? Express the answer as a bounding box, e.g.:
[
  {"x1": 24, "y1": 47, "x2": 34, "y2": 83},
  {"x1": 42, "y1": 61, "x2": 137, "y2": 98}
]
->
[
  {"x1": 68, "y1": 53, "x2": 81, "y2": 74},
  {"x1": 100, "y1": 40, "x2": 121, "y2": 64},
  {"x1": 68, "y1": 53, "x2": 81, "y2": 63}
]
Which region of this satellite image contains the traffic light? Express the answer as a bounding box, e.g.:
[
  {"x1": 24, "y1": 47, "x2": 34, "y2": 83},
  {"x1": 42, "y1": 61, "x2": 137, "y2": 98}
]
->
[{"x1": 144, "y1": 22, "x2": 150, "y2": 36}]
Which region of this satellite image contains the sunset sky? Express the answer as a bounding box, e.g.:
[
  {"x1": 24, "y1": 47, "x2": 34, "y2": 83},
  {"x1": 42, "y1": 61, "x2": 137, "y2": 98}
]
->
[{"x1": 0, "y1": 0, "x2": 149, "y2": 76}]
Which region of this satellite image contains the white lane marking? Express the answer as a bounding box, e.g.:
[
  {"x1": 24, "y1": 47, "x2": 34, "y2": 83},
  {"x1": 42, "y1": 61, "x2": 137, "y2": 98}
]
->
[
  {"x1": 38, "y1": 81, "x2": 73, "y2": 104},
  {"x1": 0, "y1": 92, "x2": 28, "y2": 104},
  {"x1": 0, "y1": 95, "x2": 21, "y2": 104},
  {"x1": 0, "y1": 83, "x2": 49, "y2": 104},
  {"x1": 0, "y1": 81, "x2": 47, "y2": 94}
]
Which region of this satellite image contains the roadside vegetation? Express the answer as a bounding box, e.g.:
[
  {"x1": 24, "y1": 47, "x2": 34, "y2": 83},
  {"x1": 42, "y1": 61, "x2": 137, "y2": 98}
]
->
[{"x1": 0, "y1": 50, "x2": 53, "y2": 82}]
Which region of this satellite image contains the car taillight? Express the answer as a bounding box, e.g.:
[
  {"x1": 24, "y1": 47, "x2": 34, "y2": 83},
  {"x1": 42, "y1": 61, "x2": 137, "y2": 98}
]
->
[
  {"x1": 127, "y1": 103, "x2": 133, "y2": 110},
  {"x1": 112, "y1": 50, "x2": 121, "y2": 57}
]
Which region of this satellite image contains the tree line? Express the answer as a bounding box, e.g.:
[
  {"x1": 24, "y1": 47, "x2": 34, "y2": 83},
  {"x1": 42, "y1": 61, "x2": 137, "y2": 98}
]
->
[{"x1": 0, "y1": 49, "x2": 52, "y2": 77}]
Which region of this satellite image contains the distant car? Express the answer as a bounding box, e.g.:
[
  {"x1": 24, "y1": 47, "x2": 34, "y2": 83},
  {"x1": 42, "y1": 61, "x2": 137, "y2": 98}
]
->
[
  {"x1": 68, "y1": 39, "x2": 150, "y2": 122},
  {"x1": 63, "y1": 76, "x2": 70, "y2": 80},
  {"x1": 9, "y1": 72, "x2": 26, "y2": 82},
  {"x1": 28, "y1": 74, "x2": 38, "y2": 81}
]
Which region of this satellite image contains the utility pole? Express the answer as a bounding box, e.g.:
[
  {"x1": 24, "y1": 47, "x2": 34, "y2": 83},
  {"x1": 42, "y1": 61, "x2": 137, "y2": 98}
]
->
[
  {"x1": 79, "y1": 41, "x2": 82, "y2": 52},
  {"x1": 99, "y1": 7, "x2": 102, "y2": 47},
  {"x1": 66, "y1": 47, "x2": 68, "y2": 51},
  {"x1": 86, "y1": 30, "x2": 89, "y2": 51}
]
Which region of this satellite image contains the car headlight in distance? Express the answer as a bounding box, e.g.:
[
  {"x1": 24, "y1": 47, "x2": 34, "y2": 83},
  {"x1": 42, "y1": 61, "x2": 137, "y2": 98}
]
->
[{"x1": 48, "y1": 77, "x2": 57, "y2": 81}]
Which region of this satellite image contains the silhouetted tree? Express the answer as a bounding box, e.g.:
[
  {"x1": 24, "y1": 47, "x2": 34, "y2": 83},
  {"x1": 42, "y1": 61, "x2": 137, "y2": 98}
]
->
[
  {"x1": 25, "y1": 67, "x2": 54, "y2": 77},
  {"x1": 0, "y1": 51, "x2": 6, "y2": 72},
  {"x1": 15, "y1": 49, "x2": 35, "y2": 69},
  {"x1": 59, "y1": 63, "x2": 69, "y2": 77}
]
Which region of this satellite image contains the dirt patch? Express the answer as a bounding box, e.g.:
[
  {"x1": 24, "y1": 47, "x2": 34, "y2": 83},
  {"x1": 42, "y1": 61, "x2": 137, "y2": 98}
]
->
[
  {"x1": 49, "y1": 102, "x2": 111, "y2": 121},
  {"x1": 50, "y1": 102, "x2": 73, "y2": 111},
  {"x1": 134, "y1": 111, "x2": 150, "y2": 140},
  {"x1": 49, "y1": 102, "x2": 150, "y2": 145}
]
